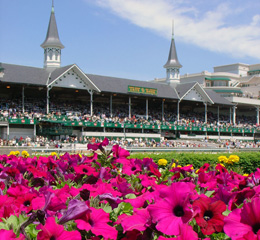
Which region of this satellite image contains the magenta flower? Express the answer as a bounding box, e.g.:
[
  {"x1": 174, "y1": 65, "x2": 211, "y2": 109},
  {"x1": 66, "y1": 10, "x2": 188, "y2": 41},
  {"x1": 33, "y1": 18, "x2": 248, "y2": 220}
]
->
[
  {"x1": 158, "y1": 224, "x2": 198, "y2": 240},
  {"x1": 37, "y1": 217, "x2": 81, "y2": 240},
  {"x1": 111, "y1": 145, "x2": 130, "y2": 163},
  {"x1": 121, "y1": 158, "x2": 142, "y2": 176},
  {"x1": 148, "y1": 182, "x2": 195, "y2": 236},
  {"x1": 0, "y1": 229, "x2": 25, "y2": 240},
  {"x1": 75, "y1": 207, "x2": 118, "y2": 240},
  {"x1": 121, "y1": 208, "x2": 151, "y2": 232},
  {"x1": 224, "y1": 197, "x2": 260, "y2": 239},
  {"x1": 87, "y1": 137, "x2": 109, "y2": 151}
]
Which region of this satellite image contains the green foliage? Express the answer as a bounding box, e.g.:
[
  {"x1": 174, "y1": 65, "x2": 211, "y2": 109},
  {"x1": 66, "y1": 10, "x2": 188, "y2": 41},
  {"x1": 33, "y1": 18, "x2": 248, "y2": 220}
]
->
[{"x1": 130, "y1": 151, "x2": 260, "y2": 173}]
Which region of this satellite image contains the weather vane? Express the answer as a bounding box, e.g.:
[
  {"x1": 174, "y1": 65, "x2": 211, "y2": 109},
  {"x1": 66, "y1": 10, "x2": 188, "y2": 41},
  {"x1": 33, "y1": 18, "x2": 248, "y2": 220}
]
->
[{"x1": 172, "y1": 19, "x2": 174, "y2": 38}]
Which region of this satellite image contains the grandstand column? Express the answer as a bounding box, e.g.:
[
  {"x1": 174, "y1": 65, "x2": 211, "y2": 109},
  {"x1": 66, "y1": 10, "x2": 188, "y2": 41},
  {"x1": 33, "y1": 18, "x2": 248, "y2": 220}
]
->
[
  {"x1": 129, "y1": 97, "x2": 131, "y2": 118},
  {"x1": 34, "y1": 123, "x2": 36, "y2": 141},
  {"x1": 146, "y1": 98, "x2": 149, "y2": 120},
  {"x1": 217, "y1": 105, "x2": 220, "y2": 125},
  {"x1": 229, "y1": 107, "x2": 232, "y2": 124},
  {"x1": 177, "y1": 100, "x2": 180, "y2": 123},
  {"x1": 256, "y1": 106, "x2": 260, "y2": 125},
  {"x1": 110, "y1": 94, "x2": 113, "y2": 117},
  {"x1": 7, "y1": 122, "x2": 9, "y2": 140},
  {"x1": 204, "y1": 102, "x2": 207, "y2": 123},
  {"x1": 233, "y1": 106, "x2": 237, "y2": 125},
  {"x1": 46, "y1": 88, "x2": 50, "y2": 114},
  {"x1": 162, "y1": 99, "x2": 165, "y2": 121},
  {"x1": 90, "y1": 90, "x2": 93, "y2": 116},
  {"x1": 22, "y1": 86, "x2": 25, "y2": 113}
]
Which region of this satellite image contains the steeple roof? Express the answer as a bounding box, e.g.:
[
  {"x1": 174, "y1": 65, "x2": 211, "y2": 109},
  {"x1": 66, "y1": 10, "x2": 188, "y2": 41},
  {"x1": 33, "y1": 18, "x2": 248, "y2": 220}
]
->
[
  {"x1": 163, "y1": 36, "x2": 182, "y2": 69},
  {"x1": 41, "y1": 5, "x2": 64, "y2": 49}
]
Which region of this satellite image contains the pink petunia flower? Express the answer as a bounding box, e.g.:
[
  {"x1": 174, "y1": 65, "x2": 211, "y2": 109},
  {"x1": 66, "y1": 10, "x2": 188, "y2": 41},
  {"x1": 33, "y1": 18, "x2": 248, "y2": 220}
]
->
[
  {"x1": 37, "y1": 217, "x2": 81, "y2": 240},
  {"x1": 148, "y1": 182, "x2": 195, "y2": 236},
  {"x1": 224, "y1": 197, "x2": 260, "y2": 239},
  {"x1": 0, "y1": 229, "x2": 25, "y2": 240},
  {"x1": 75, "y1": 207, "x2": 118, "y2": 240}
]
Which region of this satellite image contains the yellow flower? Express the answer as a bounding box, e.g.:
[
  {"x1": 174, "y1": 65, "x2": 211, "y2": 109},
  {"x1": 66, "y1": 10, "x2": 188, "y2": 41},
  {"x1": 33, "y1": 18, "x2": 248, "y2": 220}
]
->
[
  {"x1": 158, "y1": 159, "x2": 168, "y2": 166},
  {"x1": 243, "y1": 173, "x2": 249, "y2": 177},
  {"x1": 195, "y1": 169, "x2": 200, "y2": 174},
  {"x1": 172, "y1": 162, "x2": 182, "y2": 168},
  {"x1": 51, "y1": 152, "x2": 58, "y2": 157},
  {"x1": 220, "y1": 163, "x2": 225, "y2": 167},
  {"x1": 228, "y1": 155, "x2": 239, "y2": 163},
  {"x1": 15, "y1": 151, "x2": 20, "y2": 156},
  {"x1": 8, "y1": 151, "x2": 16, "y2": 156},
  {"x1": 22, "y1": 150, "x2": 30, "y2": 158},
  {"x1": 79, "y1": 154, "x2": 82, "y2": 158},
  {"x1": 218, "y1": 156, "x2": 228, "y2": 163}
]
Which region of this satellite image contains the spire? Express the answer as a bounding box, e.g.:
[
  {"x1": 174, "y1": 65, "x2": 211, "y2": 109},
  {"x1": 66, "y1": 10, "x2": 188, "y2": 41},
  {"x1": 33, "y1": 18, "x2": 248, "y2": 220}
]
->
[
  {"x1": 164, "y1": 20, "x2": 182, "y2": 69},
  {"x1": 163, "y1": 36, "x2": 182, "y2": 69},
  {"x1": 41, "y1": 1, "x2": 64, "y2": 70},
  {"x1": 41, "y1": 1, "x2": 64, "y2": 49}
]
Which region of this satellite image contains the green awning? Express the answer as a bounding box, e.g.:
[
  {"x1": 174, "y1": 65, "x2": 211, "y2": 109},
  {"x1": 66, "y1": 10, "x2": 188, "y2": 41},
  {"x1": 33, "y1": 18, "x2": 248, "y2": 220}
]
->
[
  {"x1": 213, "y1": 89, "x2": 243, "y2": 93},
  {"x1": 248, "y1": 69, "x2": 260, "y2": 73},
  {"x1": 205, "y1": 77, "x2": 231, "y2": 81}
]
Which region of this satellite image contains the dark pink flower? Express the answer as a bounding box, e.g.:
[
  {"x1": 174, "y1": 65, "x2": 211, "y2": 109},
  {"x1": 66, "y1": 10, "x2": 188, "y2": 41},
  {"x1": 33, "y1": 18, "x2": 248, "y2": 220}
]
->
[
  {"x1": 148, "y1": 182, "x2": 195, "y2": 236},
  {"x1": 193, "y1": 196, "x2": 226, "y2": 235},
  {"x1": 224, "y1": 197, "x2": 260, "y2": 239},
  {"x1": 37, "y1": 217, "x2": 81, "y2": 240},
  {"x1": 87, "y1": 138, "x2": 109, "y2": 151},
  {"x1": 59, "y1": 199, "x2": 90, "y2": 224},
  {"x1": 75, "y1": 207, "x2": 118, "y2": 240}
]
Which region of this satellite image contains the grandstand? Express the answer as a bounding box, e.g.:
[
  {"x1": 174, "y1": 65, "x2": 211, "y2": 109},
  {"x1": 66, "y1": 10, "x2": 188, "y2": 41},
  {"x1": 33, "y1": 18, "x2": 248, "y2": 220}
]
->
[{"x1": 0, "y1": 4, "x2": 260, "y2": 144}]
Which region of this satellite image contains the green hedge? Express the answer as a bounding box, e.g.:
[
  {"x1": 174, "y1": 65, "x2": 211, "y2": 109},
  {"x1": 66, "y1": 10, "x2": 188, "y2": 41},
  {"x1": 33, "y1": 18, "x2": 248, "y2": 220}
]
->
[{"x1": 129, "y1": 152, "x2": 260, "y2": 174}]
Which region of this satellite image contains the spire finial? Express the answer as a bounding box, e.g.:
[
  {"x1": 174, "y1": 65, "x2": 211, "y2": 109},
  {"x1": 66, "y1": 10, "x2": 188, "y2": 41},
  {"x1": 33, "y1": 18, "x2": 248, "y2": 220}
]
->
[
  {"x1": 51, "y1": 0, "x2": 54, "y2": 13},
  {"x1": 172, "y1": 19, "x2": 174, "y2": 39}
]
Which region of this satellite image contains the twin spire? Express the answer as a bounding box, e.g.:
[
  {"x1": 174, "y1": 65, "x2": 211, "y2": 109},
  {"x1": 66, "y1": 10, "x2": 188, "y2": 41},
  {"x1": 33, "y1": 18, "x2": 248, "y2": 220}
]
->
[
  {"x1": 164, "y1": 20, "x2": 182, "y2": 85},
  {"x1": 41, "y1": 0, "x2": 64, "y2": 70}
]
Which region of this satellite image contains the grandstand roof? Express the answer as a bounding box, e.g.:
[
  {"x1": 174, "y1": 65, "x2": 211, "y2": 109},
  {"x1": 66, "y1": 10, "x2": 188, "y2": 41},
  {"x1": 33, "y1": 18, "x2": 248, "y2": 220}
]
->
[
  {"x1": 1, "y1": 63, "x2": 233, "y2": 106},
  {"x1": 204, "y1": 89, "x2": 234, "y2": 106},
  {"x1": 86, "y1": 73, "x2": 179, "y2": 99},
  {"x1": 1, "y1": 63, "x2": 49, "y2": 86}
]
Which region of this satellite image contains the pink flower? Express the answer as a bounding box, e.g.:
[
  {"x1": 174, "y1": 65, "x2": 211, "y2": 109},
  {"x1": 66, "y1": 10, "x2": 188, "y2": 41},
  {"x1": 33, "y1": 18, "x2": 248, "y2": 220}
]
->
[
  {"x1": 37, "y1": 217, "x2": 81, "y2": 240},
  {"x1": 148, "y1": 182, "x2": 195, "y2": 236},
  {"x1": 87, "y1": 138, "x2": 109, "y2": 151},
  {"x1": 75, "y1": 207, "x2": 118, "y2": 240},
  {"x1": 121, "y1": 208, "x2": 151, "y2": 232},
  {"x1": 224, "y1": 197, "x2": 260, "y2": 239},
  {"x1": 0, "y1": 229, "x2": 25, "y2": 240},
  {"x1": 111, "y1": 145, "x2": 130, "y2": 163}
]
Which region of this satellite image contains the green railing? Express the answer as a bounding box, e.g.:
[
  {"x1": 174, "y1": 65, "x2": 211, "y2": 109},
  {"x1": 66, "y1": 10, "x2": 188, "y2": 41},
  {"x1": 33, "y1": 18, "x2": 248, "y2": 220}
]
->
[{"x1": 5, "y1": 117, "x2": 258, "y2": 134}]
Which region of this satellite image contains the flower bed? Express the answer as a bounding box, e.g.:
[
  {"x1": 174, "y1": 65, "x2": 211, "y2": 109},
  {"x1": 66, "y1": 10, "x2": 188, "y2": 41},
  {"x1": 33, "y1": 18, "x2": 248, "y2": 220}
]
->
[{"x1": 0, "y1": 138, "x2": 259, "y2": 240}]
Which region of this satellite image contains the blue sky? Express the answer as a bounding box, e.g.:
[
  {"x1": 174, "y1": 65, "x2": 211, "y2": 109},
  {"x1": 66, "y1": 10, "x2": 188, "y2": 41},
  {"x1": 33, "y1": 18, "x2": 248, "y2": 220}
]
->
[{"x1": 0, "y1": 0, "x2": 260, "y2": 81}]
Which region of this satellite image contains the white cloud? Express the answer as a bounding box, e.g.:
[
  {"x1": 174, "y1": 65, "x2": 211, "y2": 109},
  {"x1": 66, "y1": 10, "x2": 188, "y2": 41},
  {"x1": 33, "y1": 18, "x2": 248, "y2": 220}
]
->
[{"x1": 88, "y1": 0, "x2": 260, "y2": 60}]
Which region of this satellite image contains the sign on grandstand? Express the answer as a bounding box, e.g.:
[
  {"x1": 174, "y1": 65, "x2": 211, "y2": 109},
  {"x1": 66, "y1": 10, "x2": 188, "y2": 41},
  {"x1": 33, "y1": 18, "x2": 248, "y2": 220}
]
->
[{"x1": 128, "y1": 85, "x2": 157, "y2": 95}]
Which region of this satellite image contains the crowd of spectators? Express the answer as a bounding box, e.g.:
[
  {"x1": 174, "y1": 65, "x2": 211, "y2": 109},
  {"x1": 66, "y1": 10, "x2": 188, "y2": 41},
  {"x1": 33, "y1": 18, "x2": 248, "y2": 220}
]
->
[
  {"x1": 1, "y1": 135, "x2": 259, "y2": 149},
  {"x1": 1, "y1": 98, "x2": 259, "y2": 131}
]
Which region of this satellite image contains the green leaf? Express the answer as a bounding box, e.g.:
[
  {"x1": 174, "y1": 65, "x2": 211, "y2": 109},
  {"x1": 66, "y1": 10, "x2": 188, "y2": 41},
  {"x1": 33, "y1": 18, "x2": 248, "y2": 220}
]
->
[
  {"x1": 25, "y1": 223, "x2": 40, "y2": 239},
  {"x1": 223, "y1": 209, "x2": 232, "y2": 216},
  {"x1": 124, "y1": 194, "x2": 136, "y2": 199},
  {"x1": 205, "y1": 190, "x2": 215, "y2": 197}
]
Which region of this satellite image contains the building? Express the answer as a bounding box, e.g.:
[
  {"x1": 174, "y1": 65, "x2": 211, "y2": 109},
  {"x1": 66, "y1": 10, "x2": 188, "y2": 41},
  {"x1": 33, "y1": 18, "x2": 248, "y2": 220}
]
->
[{"x1": 0, "y1": 3, "x2": 259, "y2": 142}]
